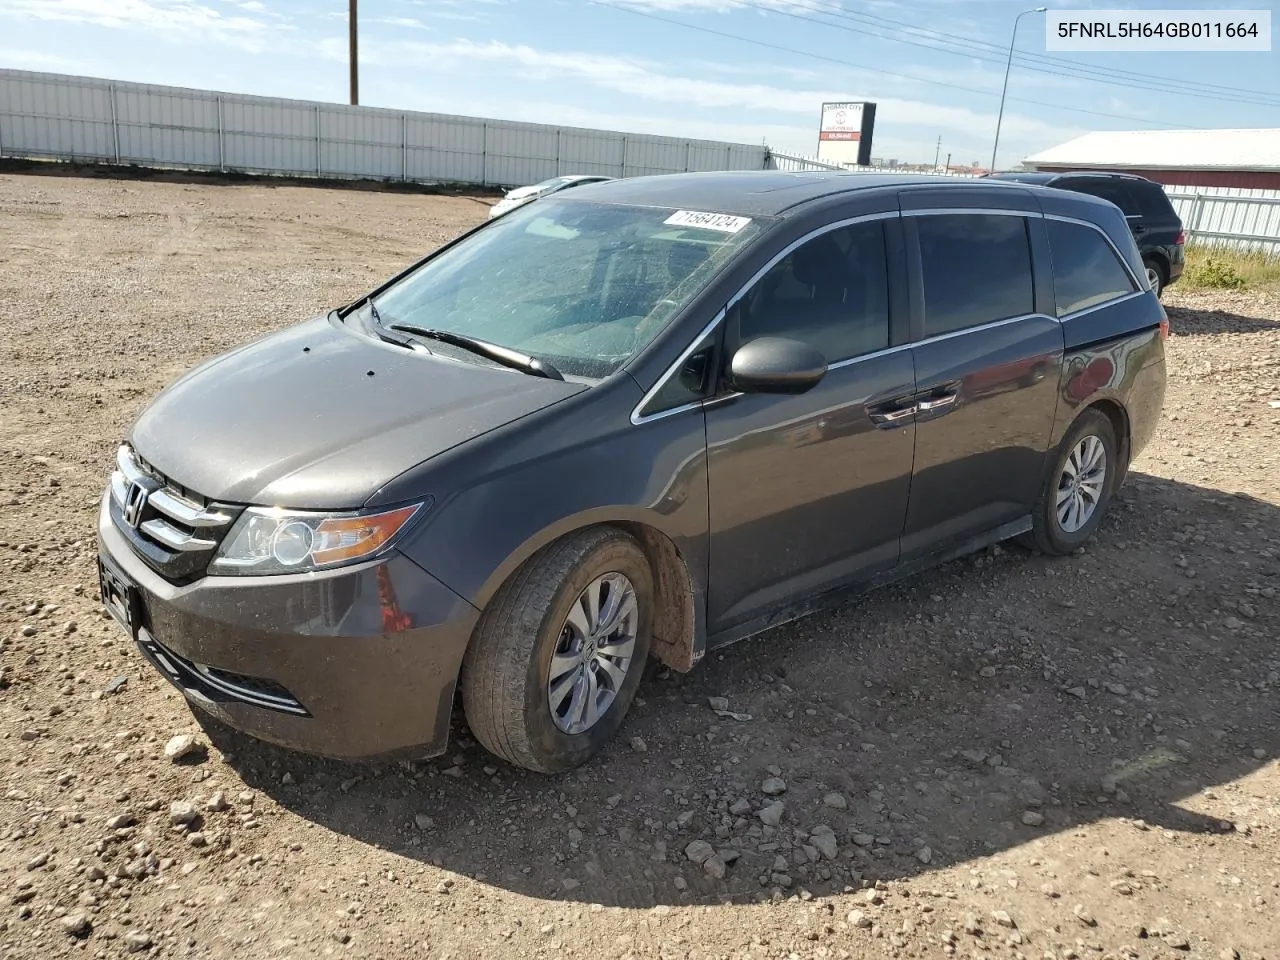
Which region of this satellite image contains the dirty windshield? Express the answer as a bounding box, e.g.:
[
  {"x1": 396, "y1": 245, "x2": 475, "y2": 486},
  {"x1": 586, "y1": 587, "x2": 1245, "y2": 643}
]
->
[{"x1": 371, "y1": 199, "x2": 762, "y2": 379}]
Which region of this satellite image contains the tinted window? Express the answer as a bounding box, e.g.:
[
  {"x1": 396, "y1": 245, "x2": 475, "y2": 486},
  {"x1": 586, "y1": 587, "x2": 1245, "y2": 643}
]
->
[
  {"x1": 1063, "y1": 178, "x2": 1140, "y2": 216},
  {"x1": 917, "y1": 214, "x2": 1034, "y2": 337},
  {"x1": 1130, "y1": 181, "x2": 1178, "y2": 220},
  {"x1": 737, "y1": 220, "x2": 890, "y2": 363},
  {"x1": 1047, "y1": 219, "x2": 1137, "y2": 316}
]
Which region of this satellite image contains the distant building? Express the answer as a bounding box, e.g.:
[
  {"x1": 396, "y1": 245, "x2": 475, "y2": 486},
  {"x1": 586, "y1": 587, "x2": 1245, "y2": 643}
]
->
[{"x1": 1024, "y1": 128, "x2": 1280, "y2": 190}]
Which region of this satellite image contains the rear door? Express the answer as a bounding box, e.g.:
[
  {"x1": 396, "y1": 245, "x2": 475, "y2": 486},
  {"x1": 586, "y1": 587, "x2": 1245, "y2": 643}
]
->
[{"x1": 899, "y1": 194, "x2": 1063, "y2": 555}]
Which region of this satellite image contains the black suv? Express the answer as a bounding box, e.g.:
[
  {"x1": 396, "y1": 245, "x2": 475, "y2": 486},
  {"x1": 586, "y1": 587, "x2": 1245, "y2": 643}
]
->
[{"x1": 990, "y1": 172, "x2": 1184, "y2": 296}]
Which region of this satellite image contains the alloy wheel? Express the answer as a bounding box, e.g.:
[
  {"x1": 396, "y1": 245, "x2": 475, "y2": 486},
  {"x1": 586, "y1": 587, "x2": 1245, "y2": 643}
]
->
[
  {"x1": 547, "y1": 572, "x2": 639, "y2": 735},
  {"x1": 1055, "y1": 435, "x2": 1107, "y2": 534},
  {"x1": 1146, "y1": 266, "x2": 1162, "y2": 295}
]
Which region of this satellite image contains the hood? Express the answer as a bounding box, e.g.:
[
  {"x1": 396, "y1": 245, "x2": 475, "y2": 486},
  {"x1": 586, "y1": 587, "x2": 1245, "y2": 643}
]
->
[
  {"x1": 503, "y1": 184, "x2": 546, "y2": 201},
  {"x1": 130, "y1": 315, "x2": 585, "y2": 509}
]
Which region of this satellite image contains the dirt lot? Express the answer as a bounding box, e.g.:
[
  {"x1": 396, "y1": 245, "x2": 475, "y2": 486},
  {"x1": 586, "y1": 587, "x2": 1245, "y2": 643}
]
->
[{"x1": 1, "y1": 170, "x2": 1278, "y2": 960}]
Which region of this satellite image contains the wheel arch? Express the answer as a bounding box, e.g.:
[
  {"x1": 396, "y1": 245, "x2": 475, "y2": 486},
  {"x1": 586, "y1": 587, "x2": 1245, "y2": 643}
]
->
[
  {"x1": 1066, "y1": 396, "x2": 1132, "y2": 487},
  {"x1": 470, "y1": 512, "x2": 702, "y2": 674}
]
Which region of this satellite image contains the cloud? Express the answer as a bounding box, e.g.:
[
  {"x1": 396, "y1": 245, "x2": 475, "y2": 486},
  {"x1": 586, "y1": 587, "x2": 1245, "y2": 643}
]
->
[
  {"x1": 391, "y1": 38, "x2": 1079, "y2": 146},
  {"x1": 0, "y1": 0, "x2": 279, "y2": 51}
]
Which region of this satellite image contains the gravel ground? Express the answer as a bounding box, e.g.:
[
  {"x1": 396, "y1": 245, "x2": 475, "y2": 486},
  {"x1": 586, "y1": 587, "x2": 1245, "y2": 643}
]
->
[{"x1": 1, "y1": 170, "x2": 1278, "y2": 960}]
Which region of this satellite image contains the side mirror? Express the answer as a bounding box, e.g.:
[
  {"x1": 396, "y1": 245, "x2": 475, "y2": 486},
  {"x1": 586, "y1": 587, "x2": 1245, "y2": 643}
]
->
[{"x1": 729, "y1": 337, "x2": 827, "y2": 395}]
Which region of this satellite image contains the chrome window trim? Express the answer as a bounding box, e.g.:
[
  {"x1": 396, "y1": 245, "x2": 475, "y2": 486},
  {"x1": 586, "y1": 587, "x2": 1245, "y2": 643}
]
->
[
  {"x1": 630, "y1": 210, "x2": 899, "y2": 426},
  {"x1": 1057, "y1": 289, "x2": 1147, "y2": 323}
]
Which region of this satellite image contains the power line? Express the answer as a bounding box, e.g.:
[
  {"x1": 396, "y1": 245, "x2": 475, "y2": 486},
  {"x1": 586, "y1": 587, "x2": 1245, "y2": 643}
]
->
[
  {"x1": 739, "y1": 0, "x2": 1280, "y2": 110},
  {"x1": 784, "y1": 0, "x2": 1280, "y2": 104},
  {"x1": 589, "y1": 1, "x2": 1186, "y2": 129}
]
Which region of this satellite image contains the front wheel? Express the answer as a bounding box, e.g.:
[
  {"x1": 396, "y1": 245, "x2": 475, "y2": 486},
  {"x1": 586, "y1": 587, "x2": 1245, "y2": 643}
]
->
[
  {"x1": 461, "y1": 527, "x2": 653, "y2": 773},
  {"x1": 1024, "y1": 409, "x2": 1118, "y2": 556}
]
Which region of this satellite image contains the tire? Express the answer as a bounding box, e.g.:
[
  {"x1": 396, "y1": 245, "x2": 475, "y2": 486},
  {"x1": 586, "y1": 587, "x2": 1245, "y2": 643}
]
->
[
  {"x1": 1143, "y1": 257, "x2": 1167, "y2": 298},
  {"x1": 1023, "y1": 409, "x2": 1118, "y2": 556},
  {"x1": 460, "y1": 526, "x2": 653, "y2": 773}
]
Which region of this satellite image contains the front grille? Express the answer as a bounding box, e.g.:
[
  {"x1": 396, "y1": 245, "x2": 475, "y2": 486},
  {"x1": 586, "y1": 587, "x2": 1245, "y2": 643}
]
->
[
  {"x1": 138, "y1": 630, "x2": 308, "y2": 716},
  {"x1": 108, "y1": 445, "x2": 241, "y2": 583}
]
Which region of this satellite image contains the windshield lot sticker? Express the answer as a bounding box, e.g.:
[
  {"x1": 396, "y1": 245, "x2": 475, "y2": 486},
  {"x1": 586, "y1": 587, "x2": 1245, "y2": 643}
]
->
[{"x1": 664, "y1": 210, "x2": 752, "y2": 233}]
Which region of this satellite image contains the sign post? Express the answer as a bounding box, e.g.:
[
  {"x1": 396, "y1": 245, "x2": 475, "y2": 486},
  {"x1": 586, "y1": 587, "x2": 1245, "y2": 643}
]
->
[{"x1": 817, "y1": 102, "x2": 876, "y2": 168}]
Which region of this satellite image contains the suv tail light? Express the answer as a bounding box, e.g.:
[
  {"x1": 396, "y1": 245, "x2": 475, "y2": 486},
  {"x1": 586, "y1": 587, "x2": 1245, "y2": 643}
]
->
[
  {"x1": 1175, "y1": 228, "x2": 1186, "y2": 245},
  {"x1": 1158, "y1": 304, "x2": 1170, "y2": 339}
]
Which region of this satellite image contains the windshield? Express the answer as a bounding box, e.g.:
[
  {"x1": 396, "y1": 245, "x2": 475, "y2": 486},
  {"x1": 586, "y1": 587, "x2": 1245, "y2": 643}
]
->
[{"x1": 369, "y1": 198, "x2": 763, "y2": 379}]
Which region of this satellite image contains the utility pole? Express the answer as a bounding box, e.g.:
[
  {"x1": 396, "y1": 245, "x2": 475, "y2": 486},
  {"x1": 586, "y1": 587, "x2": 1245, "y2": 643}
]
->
[
  {"x1": 933, "y1": 136, "x2": 941, "y2": 171},
  {"x1": 945, "y1": 152, "x2": 951, "y2": 173},
  {"x1": 349, "y1": 0, "x2": 359, "y2": 106},
  {"x1": 991, "y1": 7, "x2": 1047, "y2": 173}
]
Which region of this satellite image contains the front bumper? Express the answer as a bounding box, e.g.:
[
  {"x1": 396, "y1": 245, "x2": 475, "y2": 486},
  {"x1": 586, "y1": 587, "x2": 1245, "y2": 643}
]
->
[{"x1": 98, "y1": 491, "x2": 479, "y2": 761}]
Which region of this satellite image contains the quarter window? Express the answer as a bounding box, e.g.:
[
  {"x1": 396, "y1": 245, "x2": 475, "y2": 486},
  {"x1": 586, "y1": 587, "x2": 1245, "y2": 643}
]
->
[
  {"x1": 916, "y1": 214, "x2": 1034, "y2": 337},
  {"x1": 1063, "y1": 178, "x2": 1141, "y2": 217},
  {"x1": 1047, "y1": 219, "x2": 1137, "y2": 316},
  {"x1": 736, "y1": 220, "x2": 890, "y2": 363}
]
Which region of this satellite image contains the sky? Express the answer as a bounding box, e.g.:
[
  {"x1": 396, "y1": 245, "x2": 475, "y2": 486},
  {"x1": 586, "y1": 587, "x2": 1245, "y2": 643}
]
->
[{"x1": 1, "y1": 0, "x2": 1278, "y2": 168}]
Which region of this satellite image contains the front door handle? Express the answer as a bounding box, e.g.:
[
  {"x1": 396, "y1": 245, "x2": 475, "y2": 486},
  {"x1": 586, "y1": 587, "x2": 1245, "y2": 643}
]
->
[{"x1": 868, "y1": 404, "x2": 917, "y2": 428}]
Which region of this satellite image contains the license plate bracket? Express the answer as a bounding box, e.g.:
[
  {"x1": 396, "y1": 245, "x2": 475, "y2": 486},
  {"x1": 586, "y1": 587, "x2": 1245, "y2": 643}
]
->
[{"x1": 98, "y1": 554, "x2": 140, "y2": 640}]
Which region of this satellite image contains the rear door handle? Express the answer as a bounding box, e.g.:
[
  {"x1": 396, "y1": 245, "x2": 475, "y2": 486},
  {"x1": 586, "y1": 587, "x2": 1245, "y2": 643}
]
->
[
  {"x1": 916, "y1": 394, "x2": 957, "y2": 412},
  {"x1": 868, "y1": 397, "x2": 918, "y2": 428}
]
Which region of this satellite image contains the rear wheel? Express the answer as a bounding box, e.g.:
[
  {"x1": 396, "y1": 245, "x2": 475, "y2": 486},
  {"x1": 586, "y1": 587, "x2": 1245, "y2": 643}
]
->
[
  {"x1": 1024, "y1": 409, "x2": 1118, "y2": 556},
  {"x1": 1143, "y1": 257, "x2": 1167, "y2": 298},
  {"x1": 461, "y1": 527, "x2": 653, "y2": 773}
]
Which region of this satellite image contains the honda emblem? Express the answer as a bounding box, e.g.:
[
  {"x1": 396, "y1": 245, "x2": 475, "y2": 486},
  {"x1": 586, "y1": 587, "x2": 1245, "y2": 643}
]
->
[{"x1": 122, "y1": 480, "x2": 150, "y2": 528}]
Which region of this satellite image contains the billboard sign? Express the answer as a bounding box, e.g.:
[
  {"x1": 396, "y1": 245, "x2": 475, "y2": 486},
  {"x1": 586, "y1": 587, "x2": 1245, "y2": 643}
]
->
[{"x1": 817, "y1": 101, "x2": 876, "y2": 167}]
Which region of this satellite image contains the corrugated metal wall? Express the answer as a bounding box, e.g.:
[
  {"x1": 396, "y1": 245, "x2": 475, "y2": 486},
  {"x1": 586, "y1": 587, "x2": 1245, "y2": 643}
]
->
[
  {"x1": 1164, "y1": 185, "x2": 1280, "y2": 257},
  {"x1": 0, "y1": 69, "x2": 770, "y2": 186}
]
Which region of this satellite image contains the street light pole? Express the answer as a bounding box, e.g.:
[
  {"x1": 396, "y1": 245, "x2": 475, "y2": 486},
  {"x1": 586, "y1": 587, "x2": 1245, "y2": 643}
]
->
[
  {"x1": 349, "y1": 0, "x2": 359, "y2": 106},
  {"x1": 990, "y1": 6, "x2": 1046, "y2": 173}
]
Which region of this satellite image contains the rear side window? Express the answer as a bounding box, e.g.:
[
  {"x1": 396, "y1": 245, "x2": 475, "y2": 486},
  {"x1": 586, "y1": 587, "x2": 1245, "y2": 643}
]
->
[
  {"x1": 1131, "y1": 182, "x2": 1177, "y2": 220},
  {"x1": 1062, "y1": 178, "x2": 1140, "y2": 217},
  {"x1": 916, "y1": 214, "x2": 1034, "y2": 337},
  {"x1": 1046, "y1": 219, "x2": 1138, "y2": 316}
]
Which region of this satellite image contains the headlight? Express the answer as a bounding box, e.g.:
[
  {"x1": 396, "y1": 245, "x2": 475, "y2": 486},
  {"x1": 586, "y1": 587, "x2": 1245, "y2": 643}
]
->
[{"x1": 209, "y1": 502, "x2": 427, "y2": 576}]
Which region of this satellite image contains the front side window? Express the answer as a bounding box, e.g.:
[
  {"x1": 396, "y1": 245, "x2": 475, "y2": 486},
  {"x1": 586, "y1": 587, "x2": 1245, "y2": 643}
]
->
[
  {"x1": 1047, "y1": 219, "x2": 1138, "y2": 316},
  {"x1": 371, "y1": 199, "x2": 761, "y2": 379},
  {"x1": 917, "y1": 214, "x2": 1034, "y2": 337},
  {"x1": 735, "y1": 220, "x2": 890, "y2": 363}
]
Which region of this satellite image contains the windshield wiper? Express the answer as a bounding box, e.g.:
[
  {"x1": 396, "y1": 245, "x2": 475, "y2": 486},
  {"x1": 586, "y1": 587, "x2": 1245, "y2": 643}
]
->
[{"x1": 387, "y1": 323, "x2": 565, "y2": 381}]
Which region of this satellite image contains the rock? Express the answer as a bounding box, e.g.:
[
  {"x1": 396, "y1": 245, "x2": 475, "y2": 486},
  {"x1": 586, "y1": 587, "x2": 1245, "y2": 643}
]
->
[
  {"x1": 1165, "y1": 935, "x2": 1190, "y2": 950},
  {"x1": 852, "y1": 833, "x2": 874, "y2": 847},
  {"x1": 21, "y1": 625, "x2": 37, "y2": 637},
  {"x1": 728, "y1": 798, "x2": 752, "y2": 816},
  {"x1": 60, "y1": 913, "x2": 92, "y2": 938},
  {"x1": 124, "y1": 932, "x2": 153, "y2": 953},
  {"x1": 205, "y1": 791, "x2": 228, "y2": 812},
  {"x1": 1252, "y1": 748, "x2": 1266, "y2": 760},
  {"x1": 979, "y1": 666, "x2": 998, "y2": 678},
  {"x1": 915, "y1": 845, "x2": 932, "y2": 864},
  {"x1": 992, "y1": 910, "x2": 1015, "y2": 928},
  {"x1": 414, "y1": 814, "x2": 434, "y2": 830},
  {"x1": 281, "y1": 772, "x2": 296, "y2": 785},
  {"x1": 761, "y1": 777, "x2": 787, "y2": 796},
  {"x1": 702, "y1": 854, "x2": 727, "y2": 879},
  {"x1": 821, "y1": 792, "x2": 847, "y2": 809},
  {"x1": 707, "y1": 696, "x2": 730, "y2": 711},
  {"x1": 630, "y1": 737, "x2": 647, "y2": 753},
  {"x1": 163, "y1": 735, "x2": 203, "y2": 762},
  {"x1": 685, "y1": 839, "x2": 715, "y2": 864},
  {"x1": 1073, "y1": 904, "x2": 1097, "y2": 927},
  {"x1": 1067, "y1": 686, "x2": 1087, "y2": 699},
  {"x1": 811, "y1": 831, "x2": 838, "y2": 860},
  {"x1": 105, "y1": 813, "x2": 136, "y2": 830},
  {"x1": 963, "y1": 915, "x2": 982, "y2": 935},
  {"x1": 170, "y1": 801, "x2": 199, "y2": 826},
  {"x1": 718, "y1": 848, "x2": 740, "y2": 864},
  {"x1": 847, "y1": 910, "x2": 872, "y2": 929},
  {"x1": 105, "y1": 675, "x2": 129, "y2": 695},
  {"x1": 758, "y1": 801, "x2": 785, "y2": 827},
  {"x1": 26, "y1": 852, "x2": 49, "y2": 870},
  {"x1": 1020, "y1": 810, "x2": 1045, "y2": 827}
]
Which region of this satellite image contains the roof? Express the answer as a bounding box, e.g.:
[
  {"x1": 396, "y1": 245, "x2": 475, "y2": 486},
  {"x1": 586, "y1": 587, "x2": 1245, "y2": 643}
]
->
[
  {"x1": 572, "y1": 170, "x2": 1012, "y2": 217},
  {"x1": 990, "y1": 171, "x2": 1149, "y2": 185},
  {"x1": 1025, "y1": 129, "x2": 1280, "y2": 173}
]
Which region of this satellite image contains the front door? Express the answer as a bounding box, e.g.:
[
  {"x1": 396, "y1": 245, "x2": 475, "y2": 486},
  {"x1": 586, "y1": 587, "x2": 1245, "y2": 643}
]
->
[
  {"x1": 900, "y1": 210, "x2": 1063, "y2": 555},
  {"x1": 705, "y1": 215, "x2": 916, "y2": 632}
]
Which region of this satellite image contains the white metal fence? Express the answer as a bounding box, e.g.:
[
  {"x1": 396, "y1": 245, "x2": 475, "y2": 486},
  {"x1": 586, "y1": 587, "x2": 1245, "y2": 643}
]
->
[
  {"x1": 0, "y1": 69, "x2": 769, "y2": 187},
  {"x1": 767, "y1": 151, "x2": 981, "y2": 177},
  {"x1": 1163, "y1": 186, "x2": 1280, "y2": 257}
]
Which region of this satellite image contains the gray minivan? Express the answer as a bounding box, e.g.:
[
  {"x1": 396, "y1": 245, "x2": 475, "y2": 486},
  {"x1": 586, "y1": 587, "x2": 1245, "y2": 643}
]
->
[{"x1": 98, "y1": 172, "x2": 1167, "y2": 773}]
